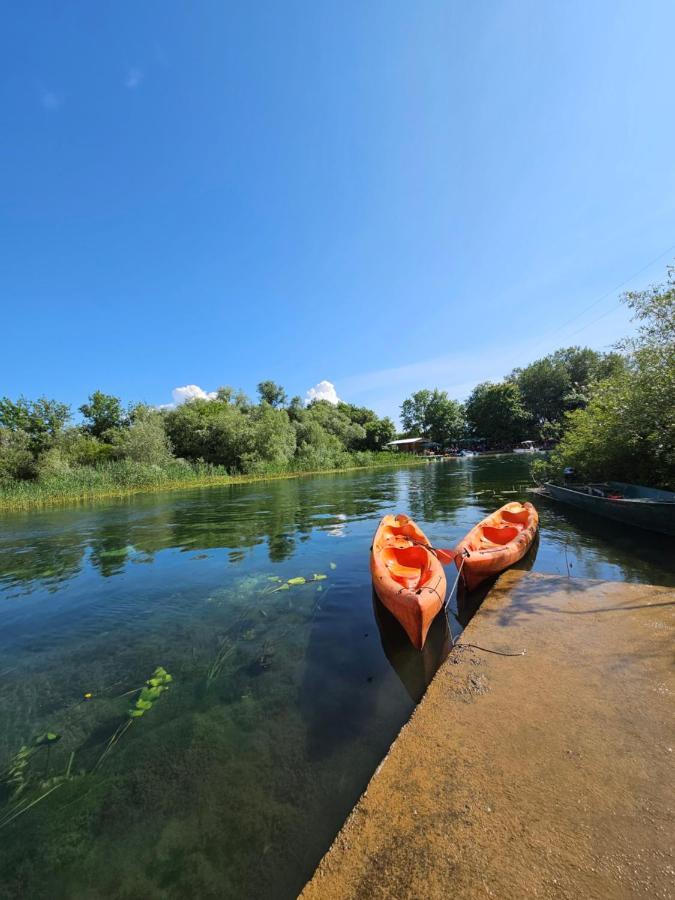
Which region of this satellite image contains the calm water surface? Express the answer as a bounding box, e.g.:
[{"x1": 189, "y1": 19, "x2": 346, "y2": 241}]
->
[{"x1": 1, "y1": 458, "x2": 673, "y2": 898}]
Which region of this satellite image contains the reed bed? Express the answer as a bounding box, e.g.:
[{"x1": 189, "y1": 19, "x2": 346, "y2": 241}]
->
[{"x1": 0, "y1": 454, "x2": 424, "y2": 512}]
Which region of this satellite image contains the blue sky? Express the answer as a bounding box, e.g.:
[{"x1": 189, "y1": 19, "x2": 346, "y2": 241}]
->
[{"x1": 2, "y1": 1, "x2": 674, "y2": 421}]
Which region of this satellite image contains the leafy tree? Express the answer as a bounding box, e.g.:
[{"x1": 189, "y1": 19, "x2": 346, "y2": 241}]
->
[
  {"x1": 79, "y1": 391, "x2": 127, "y2": 440},
  {"x1": 242, "y1": 404, "x2": 296, "y2": 471},
  {"x1": 511, "y1": 357, "x2": 570, "y2": 425},
  {"x1": 0, "y1": 396, "x2": 71, "y2": 454},
  {"x1": 538, "y1": 271, "x2": 675, "y2": 489},
  {"x1": 257, "y1": 381, "x2": 288, "y2": 408},
  {"x1": 512, "y1": 347, "x2": 627, "y2": 425},
  {"x1": 0, "y1": 428, "x2": 36, "y2": 481},
  {"x1": 117, "y1": 405, "x2": 174, "y2": 466},
  {"x1": 304, "y1": 400, "x2": 367, "y2": 450},
  {"x1": 400, "y1": 389, "x2": 465, "y2": 444},
  {"x1": 363, "y1": 417, "x2": 396, "y2": 451},
  {"x1": 287, "y1": 396, "x2": 305, "y2": 421},
  {"x1": 465, "y1": 382, "x2": 530, "y2": 448}
]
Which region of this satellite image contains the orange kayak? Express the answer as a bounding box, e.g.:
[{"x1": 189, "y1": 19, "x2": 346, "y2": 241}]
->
[
  {"x1": 370, "y1": 514, "x2": 447, "y2": 650},
  {"x1": 455, "y1": 501, "x2": 538, "y2": 591}
]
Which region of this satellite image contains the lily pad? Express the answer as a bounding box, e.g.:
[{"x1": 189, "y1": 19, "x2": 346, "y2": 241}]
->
[{"x1": 287, "y1": 577, "x2": 306, "y2": 585}]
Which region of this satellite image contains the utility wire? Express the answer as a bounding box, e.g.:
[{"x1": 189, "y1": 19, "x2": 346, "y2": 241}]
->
[{"x1": 531, "y1": 242, "x2": 675, "y2": 350}]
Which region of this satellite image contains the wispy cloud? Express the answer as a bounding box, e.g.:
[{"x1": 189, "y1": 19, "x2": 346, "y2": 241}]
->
[
  {"x1": 40, "y1": 90, "x2": 63, "y2": 111},
  {"x1": 124, "y1": 67, "x2": 143, "y2": 89},
  {"x1": 305, "y1": 380, "x2": 340, "y2": 406}
]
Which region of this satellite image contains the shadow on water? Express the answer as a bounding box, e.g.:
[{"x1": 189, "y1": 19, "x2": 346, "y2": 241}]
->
[{"x1": 372, "y1": 592, "x2": 451, "y2": 703}]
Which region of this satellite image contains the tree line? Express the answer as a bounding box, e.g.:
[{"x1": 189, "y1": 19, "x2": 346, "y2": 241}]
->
[
  {"x1": 0, "y1": 382, "x2": 397, "y2": 488},
  {"x1": 398, "y1": 269, "x2": 674, "y2": 489},
  {"x1": 399, "y1": 347, "x2": 625, "y2": 448}
]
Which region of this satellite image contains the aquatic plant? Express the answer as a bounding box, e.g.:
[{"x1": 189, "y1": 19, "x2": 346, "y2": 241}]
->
[
  {"x1": 94, "y1": 666, "x2": 172, "y2": 771},
  {"x1": 267, "y1": 573, "x2": 328, "y2": 594},
  {"x1": 0, "y1": 732, "x2": 66, "y2": 831}
]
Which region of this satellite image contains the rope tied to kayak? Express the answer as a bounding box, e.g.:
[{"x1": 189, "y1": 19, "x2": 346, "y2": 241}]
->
[{"x1": 442, "y1": 553, "x2": 527, "y2": 658}]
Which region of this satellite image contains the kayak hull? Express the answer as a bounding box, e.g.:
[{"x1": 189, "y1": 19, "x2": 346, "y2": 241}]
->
[
  {"x1": 455, "y1": 502, "x2": 539, "y2": 591},
  {"x1": 370, "y1": 515, "x2": 447, "y2": 650}
]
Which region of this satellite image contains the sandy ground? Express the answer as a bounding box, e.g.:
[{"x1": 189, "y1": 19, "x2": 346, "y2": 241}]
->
[{"x1": 301, "y1": 571, "x2": 674, "y2": 900}]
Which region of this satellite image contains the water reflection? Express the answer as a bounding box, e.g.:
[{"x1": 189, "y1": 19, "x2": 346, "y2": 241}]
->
[
  {"x1": 372, "y1": 592, "x2": 452, "y2": 703},
  {"x1": 0, "y1": 471, "x2": 402, "y2": 594}
]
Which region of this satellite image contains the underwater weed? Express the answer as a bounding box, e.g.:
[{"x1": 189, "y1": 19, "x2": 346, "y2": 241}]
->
[{"x1": 93, "y1": 666, "x2": 172, "y2": 771}]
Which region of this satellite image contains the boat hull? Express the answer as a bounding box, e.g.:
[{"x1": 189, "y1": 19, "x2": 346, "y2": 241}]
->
[
  {"x1": 455, "y1": 501, "x2": 539, "y2": 591},
  {"x1": 544, "y1": 482, "x2": 675, "y2": 537},
  {"x1": 370, "y1": 515, "x2": 447, "y2": 650}
]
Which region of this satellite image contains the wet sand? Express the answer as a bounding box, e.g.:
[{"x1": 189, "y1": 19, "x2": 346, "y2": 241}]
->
[{"x1": 301, "y1": 571, "x2": 674, "y2": 899}]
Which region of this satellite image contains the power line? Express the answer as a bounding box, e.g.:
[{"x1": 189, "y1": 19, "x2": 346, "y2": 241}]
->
[{"x1": 533, "y1": 242, "x2": 675, "y2": 349}]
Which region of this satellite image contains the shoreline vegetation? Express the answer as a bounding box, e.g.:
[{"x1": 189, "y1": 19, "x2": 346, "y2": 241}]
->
[
  {"x1": 0, "y1": 453, "x2": 425, "y2": 512},
  {"x1": 1, "y1": 268, "x2": 672, "y2": 512}
]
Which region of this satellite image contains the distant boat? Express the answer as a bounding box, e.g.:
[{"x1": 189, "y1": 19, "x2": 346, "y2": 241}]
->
[
  {"x1": 514, "y1": 440, "x2": 542, "y2": 454},
  {"x1": 542, "y1": 481, "x2": 675, "y2": 537}
]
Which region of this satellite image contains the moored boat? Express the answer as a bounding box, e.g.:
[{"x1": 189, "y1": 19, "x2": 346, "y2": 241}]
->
[
  {"x1": 543, "y1": 481, "x2": 675, "y2": 537},
  {"x1": 370, "y1": 514, "x2": 447, "y2": 650},
  {"x1": 454, "y1": 501, "x2": 539, "y2": 591}
]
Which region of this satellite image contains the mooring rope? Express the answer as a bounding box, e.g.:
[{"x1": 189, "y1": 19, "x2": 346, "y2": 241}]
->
[{"x1": 442, "y1": 555, "x2": 527, "y2": 657}]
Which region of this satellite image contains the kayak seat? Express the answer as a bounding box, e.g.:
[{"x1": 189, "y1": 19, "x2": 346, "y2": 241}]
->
[
  {"x1": 481, "y1": 525, "x2": 521, "y2": 545},
  {"x1": 501, "y1": 509, "x2": 530, "y2": 526},
  {"x1": 381, "y1": 545, "x2": 431, "y2": 589}
]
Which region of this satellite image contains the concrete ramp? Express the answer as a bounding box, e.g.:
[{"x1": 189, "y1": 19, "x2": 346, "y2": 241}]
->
[{"x1": 301, "y1": 572, "x2": 674, "y2": 900}]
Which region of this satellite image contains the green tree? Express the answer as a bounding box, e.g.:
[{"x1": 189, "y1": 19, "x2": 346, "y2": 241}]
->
[
  {"x1": 400, "y1": 389, "x2": 465, "y2": 444},
  {"x1": 0, "y1": 396, "x2": 71, "y2": 456},
  {"x1": 0, "y1": 429, "x2": 36, "y2": 481},
  {"x1": 539, "y1": 271, "x2": 675, "y2": 489},
  {"x1": 242, "y1": 405, "x2": 296, "y2": 471},
  {"x1": 117, "y1": 405, "x2": 174, "y2": 466},
  {"x1": 465, "y1": 382, "x2": 530, "y2": 448},
  {"x1": 363, "y1": 417, "x2": 396, "y2": 450},
  {"x1": 257, "y1": 381, "x2": 288, "y2": 408},
  {"x1": 79, "y1": 391, "x2": 127, "y2": 440}
]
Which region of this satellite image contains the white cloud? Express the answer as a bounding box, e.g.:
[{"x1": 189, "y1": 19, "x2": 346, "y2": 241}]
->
[
  {"x1": 172, "y1": 384, "x2": 217, "y2": 404},
  {"x1": 41, "y1": 90, "x2": 63, "y2": 111},
  {"x1": 305, "y1": 380, "x2": 340, "y2": 406},
  {"x1": 157, "y1": 384, "x2": 217, "y2": 409},
  {"x1": 125, "y1": 67, "x2": 143, "y2": 89}
]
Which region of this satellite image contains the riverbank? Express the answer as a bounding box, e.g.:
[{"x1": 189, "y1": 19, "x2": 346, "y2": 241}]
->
[
  {"x1": 0, "y1": 454, "x2": 426, "y2": 512},
  {"x1": 302, "y1": 570, "x2": 675, "y2": 899}
]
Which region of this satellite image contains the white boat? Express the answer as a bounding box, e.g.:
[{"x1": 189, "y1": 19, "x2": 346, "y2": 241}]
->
[{"x1": 514, "y1": 440, "x2": 542, "y2": 454}]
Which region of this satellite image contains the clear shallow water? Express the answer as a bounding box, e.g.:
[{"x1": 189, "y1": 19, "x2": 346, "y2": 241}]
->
[{"x1": 1, "y1": 458, "x2": 673, "y2": 899}]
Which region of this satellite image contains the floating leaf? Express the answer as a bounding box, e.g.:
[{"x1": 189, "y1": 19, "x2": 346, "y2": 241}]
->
[
  {"x1": 34, "y1": 733, "x2": 61, "y2": 746},
  {"x1": 267, "y1": 576, "x2": 282, "y2": 583},
  {"x1": 140, "y1": 686, "x2": 162, "y2": 702},
  {"x1": 135, "y1": 699, "x2": 153, "y2": 711},
  {"x1": 287, "y1": 577, "x2": 306, "y2": 585},
  {"x1": 129, "y1": 709, "x2": 145, "y2": 718},
  {"x1": 312, "y1": 574, "x2": 327, "y2": 581}
]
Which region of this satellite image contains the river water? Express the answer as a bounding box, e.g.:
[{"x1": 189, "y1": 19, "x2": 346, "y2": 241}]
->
[{"x1": 1, "y1": 457, "x2": 673, "y2": 898}]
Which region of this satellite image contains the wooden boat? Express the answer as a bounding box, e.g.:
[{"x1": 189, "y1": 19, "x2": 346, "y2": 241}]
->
[
  {"x1": 370, "y1": 514, "x2": 447, "y2": 650},
  {"x1": 454, "y1": 501, "x2": 539, "y2": 591},
  {"x1": 543, "y1": 481, "x2": 675, "y2": 537}
]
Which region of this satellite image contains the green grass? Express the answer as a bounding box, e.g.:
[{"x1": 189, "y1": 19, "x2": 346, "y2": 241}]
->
[{"x1": 0, "y1": 454, "x2": 427, "y2": 512}]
